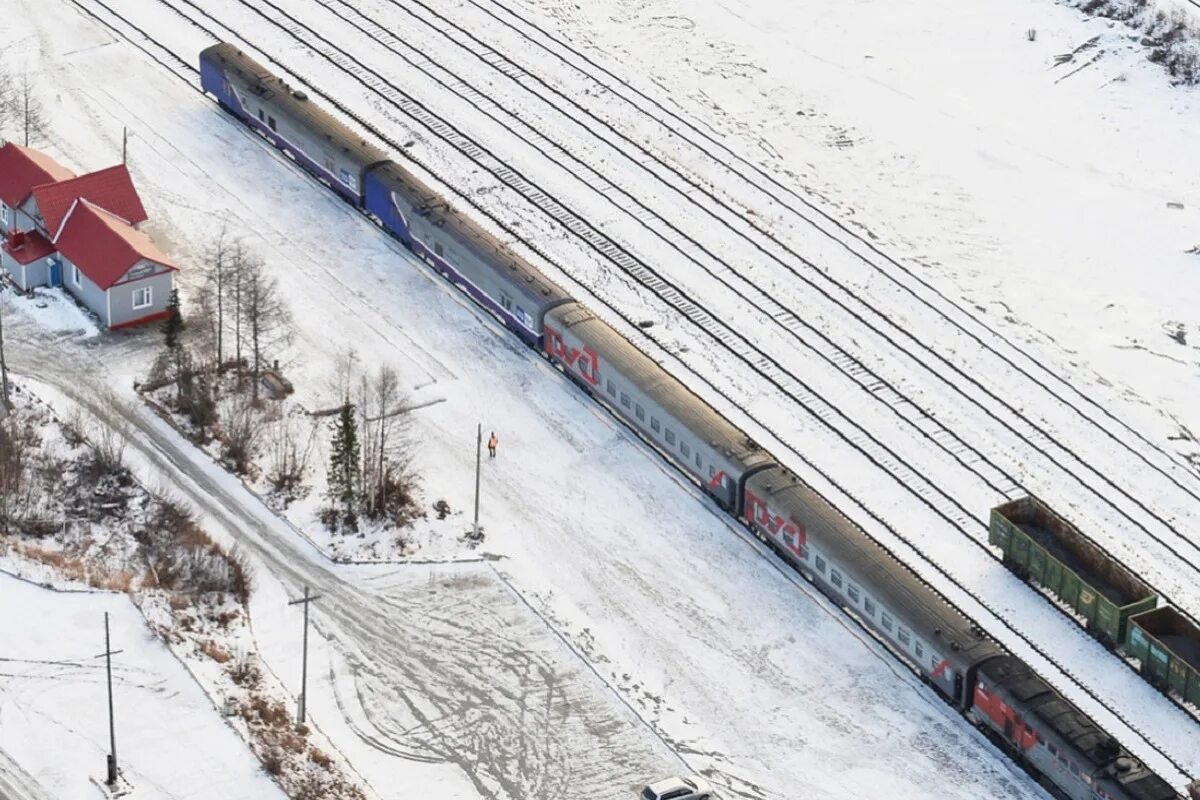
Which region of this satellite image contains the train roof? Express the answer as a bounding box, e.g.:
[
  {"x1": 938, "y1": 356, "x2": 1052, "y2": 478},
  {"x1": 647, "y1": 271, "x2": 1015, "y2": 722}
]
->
[
  {"x1": 979, "y1": 657, "x2": 1180, "y2": 800},
  {"x1": 200, "y1": 43, "x2": 390, "y2": 168},
  {"x1": 545, "y1": 304, "x2": 774, "y2": 473},
  {"x1": 745, "y1": 466, "x2": 1001, "y2": 663},
  {"x1": 368, "y1": 161, "x2": 572, "y2": 305}
]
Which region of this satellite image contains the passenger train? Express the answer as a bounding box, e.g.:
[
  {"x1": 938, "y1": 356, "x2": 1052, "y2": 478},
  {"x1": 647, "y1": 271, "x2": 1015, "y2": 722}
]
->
[{"x1": 199, "y1": 43, "x2": 1183, "y2": 800}]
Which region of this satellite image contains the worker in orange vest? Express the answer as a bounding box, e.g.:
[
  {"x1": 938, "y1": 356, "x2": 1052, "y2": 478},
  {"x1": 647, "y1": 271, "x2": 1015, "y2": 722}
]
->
[{"x1": 487, "y1": 432, "x2": 498, "y2": 459}]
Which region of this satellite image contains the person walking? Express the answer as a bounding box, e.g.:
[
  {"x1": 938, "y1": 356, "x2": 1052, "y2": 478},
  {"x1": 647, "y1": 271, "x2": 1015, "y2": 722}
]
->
[{"x1": 487, "y1": 432, "x2": 498, "y2": 459}]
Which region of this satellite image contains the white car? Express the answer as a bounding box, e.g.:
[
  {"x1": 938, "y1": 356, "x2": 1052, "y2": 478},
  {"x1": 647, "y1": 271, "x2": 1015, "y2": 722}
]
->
[{"x1": 639, "y1": 776, "x2": 714, "y2": 800}]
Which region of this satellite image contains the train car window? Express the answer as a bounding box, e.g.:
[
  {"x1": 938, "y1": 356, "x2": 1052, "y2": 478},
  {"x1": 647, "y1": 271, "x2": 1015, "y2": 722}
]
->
[
  {"x1": 268, "y1": 116, "x2": 276, "y2": 131},
  {"x1": 620, "y1": 393, "x2": 631, "y2": 409},
  {"x1": 829, "y1": 569, "x2": 842, "y2": 588},
  {"x1": 846, "y1": 584, "x2": 859, "y2": 603},
  {"x1": 881, "y1": 612, "x2": 893, "y2": 631},
  {"x1": 863, "y1": 597, "x2": 875, "y2": 616},
  {"x1": 707, "y1": 465, "x2": 715, "y2": 478},
  {"x1": 651, "y1": 417, "x2": 660, "y2": 433},
  {"x1": 695, "y1": 453, "x2": 703, "y2": 469},
  {"x1": 500, "y1": 293, "x2": 513, "y2": 311},
  {"x1": 606, "y1": 380, "x2": 616, "y2": 397},
  {"x1": 1057, "y1": 753, "x2": 1068, "y2": 767},
  {"x1": 814, "y1": 555, "x2": 826, "y2": 573},
  {"x1": 323, "y1": 155, "x2": 334, "y2": 172},
  {"x1": 635, "y1": 404, "x2": 645, "y2": 421},
  {"x1": 434, "y1": 242, "x2": 444, "y2": 257},
  {"x1": 898, "y1": 628, "x2": 911, "y2": 646},
  {"x1": 258, "y1": 109, "x2": 264, "y2": 122},
  {"x1": 914, "y1": 641, "x2": 924, "y2": 659},
  {"x1": 665, "y1": 429, "x2": 676, "y2": 445},
  {"x1": 1069, "y1": 763, "x2": 1080, "y2": 777},
  {"x1": 681, "y1": 442, "x2": 690, "y2": 458},
  {"x1": 1047, "y1": 742, "x2": 1057, "y2": 756}
]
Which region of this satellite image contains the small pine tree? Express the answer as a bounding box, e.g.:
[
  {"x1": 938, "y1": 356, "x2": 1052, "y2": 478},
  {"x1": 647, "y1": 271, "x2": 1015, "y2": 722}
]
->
[
  {"x1": 163, "y1": 288, "x2": 184, "y2": 351},
  {"x1": 327, "y1": 402, "x2": 360, "y2": 529}
]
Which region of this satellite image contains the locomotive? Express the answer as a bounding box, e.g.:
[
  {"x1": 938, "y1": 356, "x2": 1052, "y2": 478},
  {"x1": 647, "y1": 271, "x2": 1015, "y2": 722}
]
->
[{"x1": 198, "y1": 42, "x2": 1183, "y2": 800}]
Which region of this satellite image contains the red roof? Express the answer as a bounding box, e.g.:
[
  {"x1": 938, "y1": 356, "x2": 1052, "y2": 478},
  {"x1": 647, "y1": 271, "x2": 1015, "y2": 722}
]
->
[
  {"x1": 0, "y1": 143, "x2": 75, "y2": 209},
  {"x1": 33, "y1": 164, "x2": 148, "y2": 237},
  {"x1": 1, "y1": 229, "x2": 56, "y2": 265},
  {"x1": 54, "y1": 201, "x2": 176, "y2": 289}
]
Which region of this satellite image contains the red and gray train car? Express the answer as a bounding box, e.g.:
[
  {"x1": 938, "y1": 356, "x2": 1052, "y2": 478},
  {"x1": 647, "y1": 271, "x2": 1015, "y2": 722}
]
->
[{"x1": 198, "y1": 42, "x2": 1184, "y2": 800}]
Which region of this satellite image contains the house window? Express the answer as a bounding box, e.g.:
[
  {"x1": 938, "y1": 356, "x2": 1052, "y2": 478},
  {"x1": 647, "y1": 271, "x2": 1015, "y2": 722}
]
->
[
  {"x1": 132, "y1": 286, "x2": 152, "y2": 309},
  {"x1": 651, "y1": 417, "x2": 660, "y2": 433},
  {"x1": 665, "y1": 429, "x2": 675, "y2": 445},
  {"x1": 635, "y1": 404, "x2": 644, "y2": 421},
  {"x1": 72, "y1": 264, "x2": 81, "y2": 287}
]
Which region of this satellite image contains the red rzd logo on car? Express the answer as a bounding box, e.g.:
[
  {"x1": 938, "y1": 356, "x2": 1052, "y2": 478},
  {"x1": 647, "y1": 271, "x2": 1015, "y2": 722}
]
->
[
  {"x1": 744, "y1": 489, "x2": 806, "y2": 558},
  {"x1": 544, "y1": 324, "x2": 599, "y2": 386}
]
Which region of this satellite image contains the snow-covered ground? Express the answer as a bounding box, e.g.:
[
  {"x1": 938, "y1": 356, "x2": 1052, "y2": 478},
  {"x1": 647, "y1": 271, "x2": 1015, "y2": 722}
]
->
[
  {"x1": 5, "y1": 0, "x2": 1200, "y2": 795},
  {"x1": 0, "y1": 574, "x2": 282, "y2": 800},
  {"x1": 0, "y1": 3, "x2": 1061, "y2": 799}
]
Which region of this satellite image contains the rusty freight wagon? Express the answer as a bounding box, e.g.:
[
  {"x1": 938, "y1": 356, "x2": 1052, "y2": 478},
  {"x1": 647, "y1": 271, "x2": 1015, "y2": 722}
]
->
[
  {"x1": 1128, "y1": 607, "x2": 1200, "y2": 707},
  {"x1": 989, "y1": 497, "x2": 1157, "y2": 646}
]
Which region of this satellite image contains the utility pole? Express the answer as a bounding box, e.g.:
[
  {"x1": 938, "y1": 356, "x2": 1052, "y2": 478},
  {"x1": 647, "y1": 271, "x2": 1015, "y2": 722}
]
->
[
  {"x1": 93, "y1": 613, "x2": 123, "y2": 786},
  {"x1": 288, "y1": 586, "x2": 321, "y2": 725},
  {"x1": 472, "y1": 423, "x2": 482, "y2": 539},
  {"x1": 0, "y1": 301, "x2": 11, "y2": 417}
]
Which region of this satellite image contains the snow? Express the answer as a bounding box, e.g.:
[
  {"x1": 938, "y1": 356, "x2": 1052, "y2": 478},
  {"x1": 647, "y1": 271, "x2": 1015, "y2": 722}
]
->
[
  {"x1": 3, "y1": 0, "x2": 1200, "y2": 796},
  {"x1": 0, "y1": 574, "x2": 283, "y2": 800}
]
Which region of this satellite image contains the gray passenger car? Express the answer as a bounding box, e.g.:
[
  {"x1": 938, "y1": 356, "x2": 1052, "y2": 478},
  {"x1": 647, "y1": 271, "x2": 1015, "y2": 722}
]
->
[
  {"x1": 743, "y1": 465, "x2": 1001, "y2": 704},
  {"x1": 542, "y1": 303, "x2": 774, "y2": 511}
]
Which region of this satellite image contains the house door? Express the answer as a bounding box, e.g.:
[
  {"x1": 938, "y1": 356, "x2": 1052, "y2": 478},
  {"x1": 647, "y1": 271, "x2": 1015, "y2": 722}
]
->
[{"x1": 48, "y1": 259, "x2": 61, "y2": 287}]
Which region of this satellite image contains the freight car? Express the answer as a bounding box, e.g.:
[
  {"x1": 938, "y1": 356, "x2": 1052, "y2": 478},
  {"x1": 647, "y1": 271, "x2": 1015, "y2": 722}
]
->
[
  {"x1": 198, "y1": 42, "x2": 1185, "y2": 800},
  {"x1": 992, "y1": 497, "x2": 1200, "y2": 710},
  {"x1": 990, "y1": 497, "x2": 1158, "y2": 646}
]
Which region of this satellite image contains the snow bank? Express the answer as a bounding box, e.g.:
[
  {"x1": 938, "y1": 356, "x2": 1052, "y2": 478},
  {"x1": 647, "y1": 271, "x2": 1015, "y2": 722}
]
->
[{"x1": 1066, "y1": 0, "x2": 1200, "y2": 82}]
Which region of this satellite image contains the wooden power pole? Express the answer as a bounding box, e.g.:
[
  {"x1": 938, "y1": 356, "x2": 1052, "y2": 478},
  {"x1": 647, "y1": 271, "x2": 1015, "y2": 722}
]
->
[
  {"x1": 288, "y1": 586, "x2": 321, "y2": 725},
  {"x1": 94, "y1": 613, "x2": 123, "y2": 786}
]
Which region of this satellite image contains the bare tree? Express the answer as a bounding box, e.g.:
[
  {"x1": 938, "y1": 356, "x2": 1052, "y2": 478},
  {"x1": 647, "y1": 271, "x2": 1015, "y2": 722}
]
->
[
  {"x1": 0, "y1": 418, "x2": 33, "y2": 533},
  {"x1": 219, "y1": 394, "x2": 259, "y2": 475},
  {"x1": 266, "y1": 411, "x2": 314, "y2": 494},
  {"x1": 13, "y1": 71, "x2": 48, "y2": 147},
  {"x1": 357, "y1": 365, "x2": 415, "y2": 520},
  {"x1": 242, "y1": 267, "x2": 291, "y2": 400},
  {"x1": 199, "y1": 225, "x2": 234, "y2": 370}
]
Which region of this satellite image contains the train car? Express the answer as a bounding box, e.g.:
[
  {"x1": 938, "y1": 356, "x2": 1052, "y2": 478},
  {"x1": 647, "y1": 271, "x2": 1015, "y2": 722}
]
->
[
  {"x1": 198, "y1": 44, "x2": 388, "y2": 205},
  {"x1": 990, "y1": 497, "x2": 1157, "y2": 647},
  {"x1": 743, "y1": 465, "x2": 1002, "y2": 704},
  {"x1": 1129, "y1": 608, "x2": 1200, "y2": 708},
  {"x1": 197, "y1": 44, "x2": 1188, "y2": 800},
  {"x1": 362, "y1": 162, "x2": 573, "y2": 347},
  {"x1": 541, "y1": 302, "x2": 773, "y2": 512},
  {"x1": 973, "y1": 656, "x2": 1179, "y2": 800}
]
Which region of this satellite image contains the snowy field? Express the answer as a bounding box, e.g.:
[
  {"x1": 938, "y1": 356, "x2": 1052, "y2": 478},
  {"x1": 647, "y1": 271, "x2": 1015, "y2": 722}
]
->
[
  {"x1": 0, "y1": 574, "x2": 283, "y2": 800},
  {"x1": 2, "y1": 0, "x2": 1200, "y2": 796}
]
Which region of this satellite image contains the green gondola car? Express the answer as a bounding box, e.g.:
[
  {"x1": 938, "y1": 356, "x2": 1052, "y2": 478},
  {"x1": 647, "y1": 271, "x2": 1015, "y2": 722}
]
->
[
  {"x1": 1129, "y1": 607, "x2": 1200, "y2": 707},
  {"x1": 989, "y1": 497, "x2": 1157, "y2": 646}
]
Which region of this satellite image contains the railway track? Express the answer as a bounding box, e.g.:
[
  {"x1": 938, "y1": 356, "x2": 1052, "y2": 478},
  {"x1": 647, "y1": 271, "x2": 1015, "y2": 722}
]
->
[
  {"x1": 65, "y1": 0, "x2": 1200, "y2": 783},
  {"x1": 311, "y1": 0, "x2": 1200, "y2": 658},
  {"x1": 242, "y1": 0, "x2": 1200, "y2": 698}
]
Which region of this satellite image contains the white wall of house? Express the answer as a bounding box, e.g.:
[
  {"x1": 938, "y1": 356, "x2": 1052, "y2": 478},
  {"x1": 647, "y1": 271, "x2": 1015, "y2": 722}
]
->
[
  {"x1": 108, "y1": 260, "x2": 174, "y2": 328},
  {"x1": 15, "y1": 196, "x2": 43, "y2": 235},
  {"x1": 61, "y1": 254, "x2": 110, "y2": 326}
]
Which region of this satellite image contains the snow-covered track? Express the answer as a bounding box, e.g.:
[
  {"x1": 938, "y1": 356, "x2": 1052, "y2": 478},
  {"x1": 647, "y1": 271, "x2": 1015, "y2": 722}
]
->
[{"x1": 75, "y1": 0, "x2": 1200, "y2": 783}]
